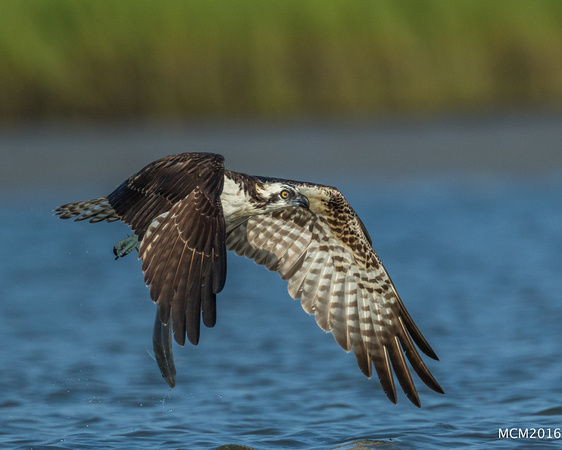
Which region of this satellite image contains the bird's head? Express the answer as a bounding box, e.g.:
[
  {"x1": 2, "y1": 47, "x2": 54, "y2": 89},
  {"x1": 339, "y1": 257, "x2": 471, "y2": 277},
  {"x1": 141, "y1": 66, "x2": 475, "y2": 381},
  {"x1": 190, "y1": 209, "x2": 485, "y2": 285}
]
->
[{"x1": 257, "y1": 182, "x2": 310, "y2": 212}]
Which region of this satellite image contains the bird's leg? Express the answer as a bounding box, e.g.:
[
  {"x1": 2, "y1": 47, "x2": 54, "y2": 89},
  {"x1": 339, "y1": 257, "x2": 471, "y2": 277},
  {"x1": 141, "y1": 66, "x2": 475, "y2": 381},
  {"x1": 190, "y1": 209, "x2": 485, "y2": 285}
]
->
[
  {"x1": 153, "y1": 310, "x2": 176, "y2": 388},
  {"x1": 113, "y1": 234, "x2": 139, "y2": 260}
]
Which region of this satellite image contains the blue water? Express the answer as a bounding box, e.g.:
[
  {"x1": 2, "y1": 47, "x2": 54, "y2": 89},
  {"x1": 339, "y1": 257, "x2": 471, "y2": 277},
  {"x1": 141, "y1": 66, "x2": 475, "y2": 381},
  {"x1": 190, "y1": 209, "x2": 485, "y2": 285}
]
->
[{"x1": 1, "y1": 176, "x2": 561, "y2": 449}]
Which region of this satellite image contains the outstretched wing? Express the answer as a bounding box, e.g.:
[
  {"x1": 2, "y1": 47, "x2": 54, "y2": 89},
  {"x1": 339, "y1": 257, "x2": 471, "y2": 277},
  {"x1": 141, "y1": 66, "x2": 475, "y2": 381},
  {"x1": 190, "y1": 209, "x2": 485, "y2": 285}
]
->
[
  {"x1": 108, "y1": 153, "x2": 227, "y2": 346},
  {"x1": 226, "y1": 183, "x2": 443, "y2": 407}
]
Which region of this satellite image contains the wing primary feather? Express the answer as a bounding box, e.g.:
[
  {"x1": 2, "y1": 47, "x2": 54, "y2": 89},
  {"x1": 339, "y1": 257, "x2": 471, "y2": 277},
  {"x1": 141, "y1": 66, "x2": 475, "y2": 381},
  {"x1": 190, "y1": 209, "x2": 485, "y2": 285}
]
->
[
  {"x1": 212, "y1": 230, "x2": 227, "y2": 294},
  {"x1": 171, "y1": 304, "x2": 187, "y2": 346},
  {"x1": 144, "y1": 222, "x2": 182, "y2": 312},
  {"x1": 398, "y1": 317, "x2": 445, "y2": 394},
  {"x1": 201, "y1": 257, "x2": 217, "y2": 327},
  {"x1": 373, "y1": 345, "x2": 397, "y2": 404},
  {"x1": 169, "y1": 241, "x2": 194, "y2": 346},
  {"x1": 387, "y1": 336, "x2": 421, "y2": 407},
  {"x1": 339, "y1": 274, "x2": 357, "y2": 352},
  {"x1": 353, "y1": 343, "x2": 372, "y2": 378},
  {"x1": 185, "y1": 249, "x2": 202, "y2": 346},
  {"x1": 328, "y1": 270, "x2": 349, "y2": 350},
  {"x1": 287, "y1": 243, "x2": 321, "y2": 301},
  {"x1": 382, "y1": 280, "x2": 439, "y2": 361},
  {"x1": 171, "y1": 246, "x2": 196, "y2": 345},
  {"x1": 212, "y1": 249, "x2": 226, "y2": 293},
  {"x1": 312, "y1": 262, "x2": 335, "y2": 331},
  {"x1": 355, "y1": 286, "x2": 378, "y2": 379},
  {"x1": 398, "y1": 304, "x2": 439, "y2": 360},
  {"x1": 298, "y1": 251, "x2": 325, "y2": 314}
]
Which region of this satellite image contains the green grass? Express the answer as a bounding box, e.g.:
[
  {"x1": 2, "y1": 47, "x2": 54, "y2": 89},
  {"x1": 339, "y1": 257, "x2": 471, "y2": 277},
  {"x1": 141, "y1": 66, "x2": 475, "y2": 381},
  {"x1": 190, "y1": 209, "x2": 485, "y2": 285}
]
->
[{"x1": 2, "y1": 0, "x2": 562, "y2": 120}]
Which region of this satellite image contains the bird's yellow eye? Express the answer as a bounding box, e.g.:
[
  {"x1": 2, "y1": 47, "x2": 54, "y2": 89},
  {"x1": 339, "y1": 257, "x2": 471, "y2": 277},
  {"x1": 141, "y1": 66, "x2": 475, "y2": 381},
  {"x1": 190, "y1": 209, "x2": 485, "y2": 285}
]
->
[{"x1": 280, "y1": 190, "x2": 290, "y2": 199}]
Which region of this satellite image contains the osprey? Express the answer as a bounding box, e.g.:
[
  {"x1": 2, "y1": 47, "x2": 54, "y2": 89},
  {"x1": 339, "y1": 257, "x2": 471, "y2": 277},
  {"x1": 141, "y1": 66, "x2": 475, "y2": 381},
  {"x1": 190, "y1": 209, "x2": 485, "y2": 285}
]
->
[{"x1": 55, "y1": 152, "x2": 444, "y2": 407}]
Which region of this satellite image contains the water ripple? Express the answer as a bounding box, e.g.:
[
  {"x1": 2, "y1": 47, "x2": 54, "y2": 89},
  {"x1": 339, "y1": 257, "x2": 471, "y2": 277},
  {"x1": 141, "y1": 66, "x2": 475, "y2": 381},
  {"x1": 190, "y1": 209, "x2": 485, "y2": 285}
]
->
[{"x1": 2, "y1": 179, "x2": 561, "y2": 448}]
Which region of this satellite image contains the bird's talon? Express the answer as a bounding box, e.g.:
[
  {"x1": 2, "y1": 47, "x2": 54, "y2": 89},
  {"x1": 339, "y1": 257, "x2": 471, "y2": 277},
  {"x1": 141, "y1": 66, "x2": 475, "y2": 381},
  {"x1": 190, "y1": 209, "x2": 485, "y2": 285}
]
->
[{"x1": 113, "y1": 234, "x2": 139, "y2": 259}]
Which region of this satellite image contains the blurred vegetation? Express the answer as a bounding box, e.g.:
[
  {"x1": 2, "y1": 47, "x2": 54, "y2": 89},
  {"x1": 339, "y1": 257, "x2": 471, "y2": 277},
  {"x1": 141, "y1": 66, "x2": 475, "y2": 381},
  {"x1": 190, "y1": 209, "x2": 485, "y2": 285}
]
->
[{"x1": 2, "y1": 0, "x2": 562, "y2": 121}]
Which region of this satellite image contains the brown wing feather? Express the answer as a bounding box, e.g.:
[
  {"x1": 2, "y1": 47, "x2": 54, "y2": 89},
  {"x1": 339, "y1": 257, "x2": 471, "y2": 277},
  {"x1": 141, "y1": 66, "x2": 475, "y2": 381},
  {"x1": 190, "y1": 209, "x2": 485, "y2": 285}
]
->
[
  {"x1": 108, "y1": 153, "x2": 226, "y2": 346},
  {"x1": 226, "y1": 183, "x2": 443, "y2": 406},
  {"x1": 107, "y1": 152, "x2": 225, "y2": 240}
]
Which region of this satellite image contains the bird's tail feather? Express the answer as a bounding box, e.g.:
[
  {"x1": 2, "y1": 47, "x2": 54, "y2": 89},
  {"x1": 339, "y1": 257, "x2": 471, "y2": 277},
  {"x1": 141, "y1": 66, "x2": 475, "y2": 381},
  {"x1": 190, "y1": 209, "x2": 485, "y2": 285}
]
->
[{"x1": 54, "y1": 197, "x2": 121, "y2": 223}]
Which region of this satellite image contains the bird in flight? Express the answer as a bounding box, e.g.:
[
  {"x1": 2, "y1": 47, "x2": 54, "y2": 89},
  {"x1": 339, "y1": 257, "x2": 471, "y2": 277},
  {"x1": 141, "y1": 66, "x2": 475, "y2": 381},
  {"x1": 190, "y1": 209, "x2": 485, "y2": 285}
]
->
[{"x1": 55, "y1": 152, "x2": 444, "y2": 407}]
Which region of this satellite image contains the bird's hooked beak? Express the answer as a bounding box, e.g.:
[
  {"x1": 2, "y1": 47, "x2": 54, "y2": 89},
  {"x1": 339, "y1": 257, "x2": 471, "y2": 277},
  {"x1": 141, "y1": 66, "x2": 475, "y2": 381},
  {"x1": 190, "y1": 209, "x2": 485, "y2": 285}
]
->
[{"x1": 292, "y1": 193, "x2": 310, "y2": 210}]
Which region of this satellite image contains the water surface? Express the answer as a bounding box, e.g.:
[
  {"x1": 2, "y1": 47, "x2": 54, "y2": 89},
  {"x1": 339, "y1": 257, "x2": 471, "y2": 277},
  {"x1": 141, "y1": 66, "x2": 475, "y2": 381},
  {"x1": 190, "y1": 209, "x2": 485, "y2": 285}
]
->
[{"x1": 1, "y1": 176, "x2": 561, "y2": 449}]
